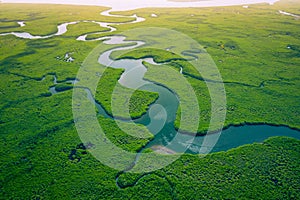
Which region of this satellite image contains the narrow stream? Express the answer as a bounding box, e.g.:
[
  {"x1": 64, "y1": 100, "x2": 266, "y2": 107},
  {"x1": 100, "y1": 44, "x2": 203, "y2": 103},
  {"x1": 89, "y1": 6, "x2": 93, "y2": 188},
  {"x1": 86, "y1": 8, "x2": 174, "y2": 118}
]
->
[
  {"x1": 1, "y1": 7, "x2": 299, "y2": 153},
  {"x1": 279, "y1": 10, "x2": 300, "y2": 18},
  {"x1": 2, "y1": 5, "x2": 299, "y2": 187},
  {"x1": 93, "y1": 35, "x2": 300, "y2": 154},
  {"x1": 0, "y1": 9, "x2": 144, "y2": 40}
]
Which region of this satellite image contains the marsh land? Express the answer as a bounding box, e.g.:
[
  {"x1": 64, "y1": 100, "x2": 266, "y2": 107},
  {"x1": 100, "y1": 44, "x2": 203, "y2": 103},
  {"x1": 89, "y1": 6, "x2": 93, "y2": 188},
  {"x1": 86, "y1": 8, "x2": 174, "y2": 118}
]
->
[{"x1": 0, "y1": 0, "x2": 299, "y2": 199}]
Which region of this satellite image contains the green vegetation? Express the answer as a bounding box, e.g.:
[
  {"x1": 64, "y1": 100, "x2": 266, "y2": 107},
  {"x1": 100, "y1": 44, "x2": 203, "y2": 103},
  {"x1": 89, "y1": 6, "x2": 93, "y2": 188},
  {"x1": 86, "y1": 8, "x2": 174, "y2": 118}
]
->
[
  {"x1": 62, "y1": 22, "x2": 110, "y2": 39},
  {"x1": 98, "y1": 116, "x2": 153, "y2": 152},
  {"x1": 119, "y1": 137, "x2": 300, "y2": 199},
  {"x1": 0, "y1": 21, "x2": 20, "y2": 29},
  {"x1": 113, "y1": 0, "x2": 300, "y2": 133},
  {"x1": 95, "y1": 67, "x2": 159, "y2": 119},
  {"x1": 0, "y1": 4, "x2": 135, "y2": 36},
  {"x1": 113, "y1": 48, "x2": 185, "y2": 64},
  {"x1": 0, "y1": 1, "x2": 299, "y2": 199},
  {"x1": 55, "y1": 83, "x2": 73, "y2": 92}
]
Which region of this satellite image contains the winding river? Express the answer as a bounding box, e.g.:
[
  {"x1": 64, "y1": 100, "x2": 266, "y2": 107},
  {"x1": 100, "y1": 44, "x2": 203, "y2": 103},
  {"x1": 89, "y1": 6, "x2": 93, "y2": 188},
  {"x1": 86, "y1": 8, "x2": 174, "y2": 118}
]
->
[
  {"x1": 1, "y1": 8, "x2": 299, "y2": 155},
  {"x1": 91, "y1": 35, "x2": 300, "y2": 154},
  {"x1": 0, "y1": 9, "x2": 144, "y2": 39}
]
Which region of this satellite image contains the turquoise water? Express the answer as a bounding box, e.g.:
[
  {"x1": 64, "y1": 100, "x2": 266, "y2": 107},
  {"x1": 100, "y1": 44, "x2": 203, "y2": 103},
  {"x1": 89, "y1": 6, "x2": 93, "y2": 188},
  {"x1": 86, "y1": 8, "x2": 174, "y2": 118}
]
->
[{"x1": 92, "y1": 36, "x2": 300, "y2": 154}]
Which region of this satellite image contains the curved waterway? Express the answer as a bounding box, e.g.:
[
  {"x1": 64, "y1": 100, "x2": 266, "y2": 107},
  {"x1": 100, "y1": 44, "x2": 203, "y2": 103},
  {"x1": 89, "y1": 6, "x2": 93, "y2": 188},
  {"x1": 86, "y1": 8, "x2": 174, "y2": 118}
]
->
[
  {"x1": 0, "y1": 7, "x2": 299, "y2": 154},
  {"x1": 90, "y1": 35, "x2": 300, "y2": 154},
  {"x1": 0, "y1": 9, "x2": 144, "y2": 39},
  {"x1": 279, "y1": 10, "x2": 300, "y2": 18}
]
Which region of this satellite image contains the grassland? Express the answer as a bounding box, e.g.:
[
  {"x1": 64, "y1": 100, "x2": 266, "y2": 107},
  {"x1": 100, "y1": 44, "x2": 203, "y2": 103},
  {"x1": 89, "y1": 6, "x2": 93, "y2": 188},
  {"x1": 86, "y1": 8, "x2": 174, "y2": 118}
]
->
[
  {"x1": 95, "y1": 67, "x2": 159, "y2": 119},
  {"x1": 0, "y1": 1, "x2": 299, "y2": 199},
  {"x1": 113, "y1": 0, "x2": 300, "y2": 133}
]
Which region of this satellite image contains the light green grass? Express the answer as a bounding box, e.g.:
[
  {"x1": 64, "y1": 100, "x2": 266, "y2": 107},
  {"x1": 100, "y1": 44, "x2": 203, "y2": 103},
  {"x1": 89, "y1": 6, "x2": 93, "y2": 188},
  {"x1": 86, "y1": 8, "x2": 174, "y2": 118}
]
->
[
  {"x1": 0, "y1": 1, "x2": 300, "y2": 199},
  {"x1": 112, "y1": 1, "x2": 300, "y2": 133},
  {"x1": 95, "y1": 67, "x2": 159, "y2": 119}
]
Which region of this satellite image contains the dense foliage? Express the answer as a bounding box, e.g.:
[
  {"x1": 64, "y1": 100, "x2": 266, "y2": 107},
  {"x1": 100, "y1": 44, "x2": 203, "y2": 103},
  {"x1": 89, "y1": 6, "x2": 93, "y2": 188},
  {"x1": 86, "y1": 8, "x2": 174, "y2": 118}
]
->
[
  {"x1": 0, "y1": 1, "x2": 299, "y2": 199},
  {"x1": 95, "y1": 67, "x2": 159, "y2": 119}
]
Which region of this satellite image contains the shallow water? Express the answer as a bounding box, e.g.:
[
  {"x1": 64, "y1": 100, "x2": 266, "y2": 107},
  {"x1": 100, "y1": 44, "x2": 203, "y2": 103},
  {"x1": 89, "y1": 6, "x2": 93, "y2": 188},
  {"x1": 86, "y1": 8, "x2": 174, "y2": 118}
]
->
[
  {"x1": 0, "y1": 10, "x2": 144, "y2": 40},
  {"x1": 94, "y1": 35, "x2": 300, "y2": 154},
  {"x1": 165, "y1": 125, "x2": 300, "y2": 154},
  {"x1": 2, "y1": 1, "x2": 298, "y2": 154},
  {"x1": 0, "y1": 21, "x2": 78, "y2": 39},
  {"x1": 279, "y1": 10, "x2": 300, "y2": 18}
]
